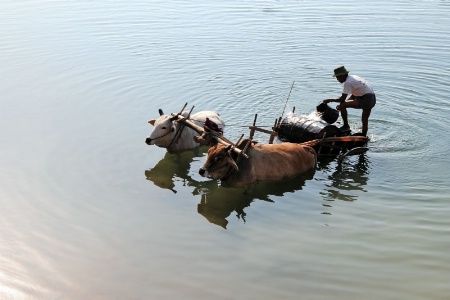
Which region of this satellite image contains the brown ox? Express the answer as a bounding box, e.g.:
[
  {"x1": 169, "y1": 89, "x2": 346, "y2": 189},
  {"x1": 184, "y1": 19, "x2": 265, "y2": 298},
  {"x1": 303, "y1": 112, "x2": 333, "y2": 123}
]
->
[{"x1": 199, "y1": 139, "x2": 317, "y2": 187}]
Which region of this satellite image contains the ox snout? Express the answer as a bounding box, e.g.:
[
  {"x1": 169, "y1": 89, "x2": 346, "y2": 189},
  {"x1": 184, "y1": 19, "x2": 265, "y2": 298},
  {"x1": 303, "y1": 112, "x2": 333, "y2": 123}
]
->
[
  {"x1": 199, "y1": 168, "x2": 206, "y2": 176},
  {"x1": 198, "y1": 167, "x2": 209, "y2": 177},
  {"x1": 145, "y1": 137, "x2": 153, "y2": 145}
]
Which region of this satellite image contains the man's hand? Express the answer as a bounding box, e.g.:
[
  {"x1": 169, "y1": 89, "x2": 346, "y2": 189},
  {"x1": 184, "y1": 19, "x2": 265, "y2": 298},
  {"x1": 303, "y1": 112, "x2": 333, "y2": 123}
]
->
[{"x1": 323, "y1": 99, "x2": 332, "y2": 104}]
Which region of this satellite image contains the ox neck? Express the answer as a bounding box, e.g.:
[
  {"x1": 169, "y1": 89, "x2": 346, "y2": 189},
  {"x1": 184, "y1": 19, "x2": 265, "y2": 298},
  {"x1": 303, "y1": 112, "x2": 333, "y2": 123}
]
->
[{"x1": 220, "y1": 167, "x2": 235, "y2": 182}]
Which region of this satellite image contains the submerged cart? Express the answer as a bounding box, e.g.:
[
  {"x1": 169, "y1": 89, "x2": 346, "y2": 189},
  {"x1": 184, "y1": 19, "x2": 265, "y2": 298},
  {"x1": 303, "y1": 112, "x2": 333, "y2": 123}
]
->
[{"x1": 276, "y1": 109, "x2": 369, "y2": 157}]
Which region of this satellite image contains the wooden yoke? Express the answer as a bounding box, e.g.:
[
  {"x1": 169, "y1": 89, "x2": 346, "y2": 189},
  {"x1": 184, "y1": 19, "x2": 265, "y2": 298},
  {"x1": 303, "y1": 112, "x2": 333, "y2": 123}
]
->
[
  {"x1": 170, "y1": 112, "x2": 249, "y2": 159},
  {"x1": 169, "y1": 103, "x2": 192, "y2": 145},
  {"x1": 247, "y1": 114, "x2": 278, "y2": 144}
]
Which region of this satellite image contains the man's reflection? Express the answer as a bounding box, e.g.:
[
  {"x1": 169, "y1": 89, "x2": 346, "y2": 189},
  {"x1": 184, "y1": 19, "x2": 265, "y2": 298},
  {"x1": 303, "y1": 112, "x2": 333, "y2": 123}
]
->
[{"x1": 318, "y1": 154, "x2": 371, "y2": 205}]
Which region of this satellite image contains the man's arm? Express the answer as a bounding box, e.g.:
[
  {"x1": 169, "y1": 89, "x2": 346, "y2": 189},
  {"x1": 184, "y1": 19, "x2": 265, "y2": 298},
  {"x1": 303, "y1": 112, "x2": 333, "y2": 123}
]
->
[{"x1": 323, "y1": 93, "x2": 348, "y2": 104}]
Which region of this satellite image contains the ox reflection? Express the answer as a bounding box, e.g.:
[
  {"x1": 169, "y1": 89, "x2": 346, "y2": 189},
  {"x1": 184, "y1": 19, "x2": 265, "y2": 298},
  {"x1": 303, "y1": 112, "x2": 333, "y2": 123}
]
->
[
  {"x1": 194, "y1": 172, "x2": 314, "y2": 228},
  {"x1": 145, "y1": 148, "x2": 314, "y2": 228},
  {"x1": 145, "y1": 148, "x2": 207, "y2": 193}
]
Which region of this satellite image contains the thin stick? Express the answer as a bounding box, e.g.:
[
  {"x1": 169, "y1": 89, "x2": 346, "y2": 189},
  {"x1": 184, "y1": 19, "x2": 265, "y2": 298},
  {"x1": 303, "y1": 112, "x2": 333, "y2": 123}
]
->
[
  {"x1": 179, "y1": 102, "x2": 188, "y2": 115},
  {"x1": 280, "y1": 81, "x2": 295, "y2": 119},
  {"x1": 235, "y1": 134, "x2": 244, "y2": 146},
  {"x1": 236, "y1": 139, "x2": 251, "y2": 164},
  {"x1": 249, "y1": 114, "x2": 257, "y2": 140}
]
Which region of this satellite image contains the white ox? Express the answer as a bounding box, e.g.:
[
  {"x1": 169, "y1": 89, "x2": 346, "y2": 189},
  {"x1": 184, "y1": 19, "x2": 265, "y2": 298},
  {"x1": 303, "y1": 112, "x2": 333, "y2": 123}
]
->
[
  {"x1": 145, "y1": 109, "x2": 225, "y2": 152},
  {"x1": 199, "y1": 139, "x2": 316, "y2": 187}
]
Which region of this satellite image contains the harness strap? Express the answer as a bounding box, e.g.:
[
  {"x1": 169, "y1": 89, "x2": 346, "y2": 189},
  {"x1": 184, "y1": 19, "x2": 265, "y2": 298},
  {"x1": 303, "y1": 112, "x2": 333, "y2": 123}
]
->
[
  {"x1": 151, "y1": 127, "x2": 175, "y2": 141},
  {"x1": 167, "y1": 121, "x2": 184, "y2": 147}
]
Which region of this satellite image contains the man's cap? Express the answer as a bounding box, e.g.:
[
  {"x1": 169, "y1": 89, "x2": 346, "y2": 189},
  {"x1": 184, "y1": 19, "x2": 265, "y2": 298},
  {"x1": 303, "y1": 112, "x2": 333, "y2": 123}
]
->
[{"x1": 333, "y1": 66, "x2": 350, "y2": 77}]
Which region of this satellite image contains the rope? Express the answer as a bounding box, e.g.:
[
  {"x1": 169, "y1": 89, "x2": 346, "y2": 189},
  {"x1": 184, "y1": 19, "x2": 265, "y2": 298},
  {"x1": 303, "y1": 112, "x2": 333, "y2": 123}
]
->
[{"x1": 222, "y1": 124, "x2": 273, "y2": 128}]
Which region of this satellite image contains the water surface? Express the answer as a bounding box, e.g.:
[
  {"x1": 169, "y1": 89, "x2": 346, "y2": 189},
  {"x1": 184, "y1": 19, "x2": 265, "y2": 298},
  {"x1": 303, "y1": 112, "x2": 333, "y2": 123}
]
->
[{"x1": 1, "y1": 1, "x2": 450, "y2": 299}]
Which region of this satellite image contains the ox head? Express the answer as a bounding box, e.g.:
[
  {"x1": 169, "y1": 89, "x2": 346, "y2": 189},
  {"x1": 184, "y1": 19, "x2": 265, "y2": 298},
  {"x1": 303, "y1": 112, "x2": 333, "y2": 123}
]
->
[
  {"x1": 145, "y1": 109, "x2": 178, "y2": 148},
  {"x1": 199, "y1": 144, "x2": 239, "y2": 180}
]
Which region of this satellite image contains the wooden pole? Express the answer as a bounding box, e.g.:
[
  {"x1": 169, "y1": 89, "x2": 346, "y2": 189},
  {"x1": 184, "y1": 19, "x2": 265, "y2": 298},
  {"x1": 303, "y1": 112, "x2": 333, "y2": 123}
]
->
[
  {"x1": 235, "y1": 134, "x2": 244, "y2": 146},
  {"x1": 249, "y1": 114, "x2": 257, "y2": 140},
  {"x1": 319, "y1": 136, "x2": 369, "y2": 143},
  {"x1": 280, "y1": 81, "x2": 295, "y2": 119},
  {"x1": 178, "y1": 102, "x2": 188, "y2": 115},
  {"x1": 171, "y1": 105, "x2": 194, "y2": 144},
  {"x1": 268, "y1": 119, "x2": 278, "y2": 144}
]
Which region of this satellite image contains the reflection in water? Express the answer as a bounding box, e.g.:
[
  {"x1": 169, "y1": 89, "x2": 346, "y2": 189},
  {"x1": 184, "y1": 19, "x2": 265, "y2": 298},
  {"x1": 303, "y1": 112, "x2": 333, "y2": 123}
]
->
[
  {"x1": 145, "y1": 152, "x2": 314, "y2": 228},
  {"x1": 144, "y1": 147, "x2": 207, "y2": 193},
  {"x1": 317, "y1": 154, "x2": 371, "y2": 212},
  {"x1": 145, "y1": 150, "x2": 371, "y2": 227},
  {"x1": 194, "y1": 172, "x2": 314, "y2": 228}
]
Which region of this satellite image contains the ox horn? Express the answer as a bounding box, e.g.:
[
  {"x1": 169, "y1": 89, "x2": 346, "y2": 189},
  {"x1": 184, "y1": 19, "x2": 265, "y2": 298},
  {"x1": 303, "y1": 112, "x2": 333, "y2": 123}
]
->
[{"x1": 158, "y1": 109, "x2": 164, "y2": 116}]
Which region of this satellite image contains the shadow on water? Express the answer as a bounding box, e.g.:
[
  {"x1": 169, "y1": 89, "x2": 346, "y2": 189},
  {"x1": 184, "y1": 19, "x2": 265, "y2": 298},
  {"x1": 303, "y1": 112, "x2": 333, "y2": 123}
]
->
[
  {"x1": 145, "y1": 149, "x2": 314, "y2": 228},
  {"x1": 317, "y1": 154, "x2": 371, "y2": 214}
]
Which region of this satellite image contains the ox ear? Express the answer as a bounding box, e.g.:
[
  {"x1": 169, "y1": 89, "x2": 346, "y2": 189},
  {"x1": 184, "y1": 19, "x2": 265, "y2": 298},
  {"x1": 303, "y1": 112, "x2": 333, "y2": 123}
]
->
[
  {"x1": 158, "y1": 109, "x2": 164, "y2": 116},
  {"x1": 148, "y1": 119, "x2": 156, "y2": 126},
  {"x1": 226, "y1": 155, "x2": 239, "y2": 171}
]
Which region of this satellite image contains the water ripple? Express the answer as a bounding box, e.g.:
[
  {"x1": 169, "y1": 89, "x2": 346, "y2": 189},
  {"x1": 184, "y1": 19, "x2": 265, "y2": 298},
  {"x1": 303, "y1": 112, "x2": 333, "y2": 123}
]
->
[{"x1": 1, "y1": 0, "x2": 450, "y2": 299}]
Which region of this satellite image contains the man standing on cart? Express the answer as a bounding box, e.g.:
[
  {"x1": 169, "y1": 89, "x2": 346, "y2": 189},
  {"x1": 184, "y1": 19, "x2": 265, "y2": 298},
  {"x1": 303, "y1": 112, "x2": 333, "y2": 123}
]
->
[{"x1": 323, "y1": 66, "x2": 376, "y2": 136}]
